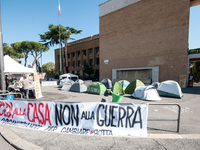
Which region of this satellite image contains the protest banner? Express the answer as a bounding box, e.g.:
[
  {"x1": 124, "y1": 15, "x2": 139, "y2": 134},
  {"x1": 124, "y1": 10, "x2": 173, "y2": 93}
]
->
[
  {"x1": 0, "y1": 100, "x2": 148, "y2": 137},
  {"x1": 34, "y1": 71, "x2": 43, "y2": 99},
  {"x1": 42, "y1": 81, "x2": 57, "y2": 86}
]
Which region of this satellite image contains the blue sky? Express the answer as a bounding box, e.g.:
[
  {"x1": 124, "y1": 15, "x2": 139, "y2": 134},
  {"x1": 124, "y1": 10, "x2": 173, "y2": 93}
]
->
[{"x1": 1, "y1": 1, "x2": 200, "y2": 66}]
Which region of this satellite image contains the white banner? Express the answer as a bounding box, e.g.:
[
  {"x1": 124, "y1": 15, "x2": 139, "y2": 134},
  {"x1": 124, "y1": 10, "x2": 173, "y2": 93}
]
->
[
  {"x1": 42, "y1": 81, "x2": 57, "y2": 86},
  {"x1": 0, "y1": 100, "x2": 148, "y2": 137}
]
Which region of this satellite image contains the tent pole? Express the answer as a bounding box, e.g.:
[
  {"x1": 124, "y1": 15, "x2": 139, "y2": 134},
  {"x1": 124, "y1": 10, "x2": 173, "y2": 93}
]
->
[{"x1": 0, "y1": 0, "x2": 5, "y2": 91}]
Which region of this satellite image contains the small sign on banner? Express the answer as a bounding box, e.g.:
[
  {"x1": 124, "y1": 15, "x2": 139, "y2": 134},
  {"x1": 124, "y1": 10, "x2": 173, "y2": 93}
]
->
[
  {"x1": 0, "y1": 101, "x2": 148, "y2": 137},
  {"x1": 179, "y1": 75, "x2": 186, "y2": 88},
  {"x1": 34, "y1": 71, "x2": 43, "y2": 99}
]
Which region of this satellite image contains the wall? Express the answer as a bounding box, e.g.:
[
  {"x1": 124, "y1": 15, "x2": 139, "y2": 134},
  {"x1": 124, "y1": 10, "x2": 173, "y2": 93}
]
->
[{"x1": 99, "y1": 0, "x2": 190, "y2": 82}]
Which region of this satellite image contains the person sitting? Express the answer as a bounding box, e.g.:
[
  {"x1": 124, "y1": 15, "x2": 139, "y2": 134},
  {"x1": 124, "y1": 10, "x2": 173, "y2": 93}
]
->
[{"x1": 19, "y1": 75, "x2": 30, "y2": 99}]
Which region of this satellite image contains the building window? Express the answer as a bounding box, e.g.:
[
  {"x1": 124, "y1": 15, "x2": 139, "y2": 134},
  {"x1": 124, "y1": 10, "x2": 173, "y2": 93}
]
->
[
  {"x1": 77, "y1": 51, "x2": 80, "y2": 57},
  {"x1": 96, "y1": 58, "x2": 99, "y2": 66},
  {"x1": 68, "y1": 62, "x2": 70, "y2": 67},
  {"x1": 90, "y1": 59, "x2": 93, "y2": 66},
  {"x1": 89, "y1": 49, "x2": 93, "y2": 55},
  {"x1": 78, "y1": 60, "x2": 80, "y2": 67},
  {"x1": 73, "y1": 52, "x2": 75, "y2": 58},
  {"x1": 73, "y1": 61, "x2": 75, "y2": 68},
  {"x1": 67, "y1": 53, "x2": 70, "y2": 59},
  {"x1": 72, "y1": 71, "x2": 74, "y2": 74},
  {"x1": 96, "y1": 47, "x2": 99, "y2": 55},
  {"x1": 83, "y1": 50, "x2": 86, "y2": 56},
  {"x1": 77, "y1": 71, "x2": 80, "y2": 76},
  {"x1": 84, "y1": 60, "x2": 87, "y2": 67}
]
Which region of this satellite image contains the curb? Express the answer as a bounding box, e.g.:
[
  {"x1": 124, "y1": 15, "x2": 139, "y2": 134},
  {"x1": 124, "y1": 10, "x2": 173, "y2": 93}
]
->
[{"x1": 0, "y1": 126, "x2": 43, "y2": 150}]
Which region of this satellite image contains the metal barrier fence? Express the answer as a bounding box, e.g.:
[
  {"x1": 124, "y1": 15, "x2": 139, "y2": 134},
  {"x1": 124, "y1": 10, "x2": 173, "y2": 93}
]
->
[
  {"x1": 148, "y1": 103, "x2": 181, "y2": 133},
  {"x1": 0, "y1": 92, "x2": 23, "y2": 100}
]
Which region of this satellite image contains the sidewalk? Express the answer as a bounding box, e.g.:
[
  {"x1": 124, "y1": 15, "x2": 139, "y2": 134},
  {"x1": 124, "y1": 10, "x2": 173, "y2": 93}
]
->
[{"x1": 0, "y1": 85, "x2": 200, "y2": 150}]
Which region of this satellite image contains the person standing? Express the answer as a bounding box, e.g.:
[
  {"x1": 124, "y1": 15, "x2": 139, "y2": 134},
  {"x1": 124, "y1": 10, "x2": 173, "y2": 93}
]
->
[
  {"x1": 5, "y1": 75, "x2": 9, "y2": 90},
  {"x1": 19, "y1": 75, "x2": 29, "y2": 99}
]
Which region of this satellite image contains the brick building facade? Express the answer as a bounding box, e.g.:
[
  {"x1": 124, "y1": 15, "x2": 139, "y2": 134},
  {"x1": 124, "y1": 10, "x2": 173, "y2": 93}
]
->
[
  {"x1": 99, "y1": 0, "x2": 199, "y2": 84},
  {"x1": 55, "y1": 34, "x2": 99, "y2": 79}
]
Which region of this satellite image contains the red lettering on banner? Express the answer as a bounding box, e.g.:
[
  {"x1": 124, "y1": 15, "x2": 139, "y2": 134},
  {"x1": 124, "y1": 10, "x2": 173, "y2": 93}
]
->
[
  {"x1": 38, "y1": 103, "x2": 44, "y2": 124},
  {"x1": 12, "y1": 108, "x2": 26, "y2": 118},
  {"x1": 4, "y1": 102, "x2": 13, "y2": 118},
  {"x1": 28, "y1": 103, "x2": 34, "y2": 122},
  {"x1": 27, "y1": 102, "x2": 51, "y2": 126},
  {"x1": 0, "y1": 101, "x2": 5, "y2": 116},
  {"x1": 44, "y1": 103, "x2": 51, "y2": 126}
]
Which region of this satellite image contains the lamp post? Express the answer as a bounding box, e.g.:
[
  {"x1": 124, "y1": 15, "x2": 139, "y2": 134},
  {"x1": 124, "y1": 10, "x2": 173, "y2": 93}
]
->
[{"x1": 0, "y1": 0, "x2": 5, "y2": 91}]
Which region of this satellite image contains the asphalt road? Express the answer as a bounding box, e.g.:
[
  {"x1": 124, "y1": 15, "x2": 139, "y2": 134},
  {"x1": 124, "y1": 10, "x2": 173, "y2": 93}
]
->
[{"x1": 0, "y1": 85, "x2": 200, "y2": 150}]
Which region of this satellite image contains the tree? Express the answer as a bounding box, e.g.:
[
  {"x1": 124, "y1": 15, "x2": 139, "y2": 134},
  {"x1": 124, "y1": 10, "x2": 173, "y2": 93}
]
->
[
  {"x1": 39, "y1": 24, "x2": 82, "y2": 74},
  {"x1": 11, "y1": 41, "x2": 49, "y2": 66},
  {"x1": 42, "y1": 62, "x2": 55, "y2": 74},
  {"x1": 3, "y1": 43, "x2": 24, "y2": 63},
  {"x1": 83, "y1": 63, "x2": 94, "y2": 78},
  {"x1": 189, "y1": 61, "x2": 200, "y2": 82}
]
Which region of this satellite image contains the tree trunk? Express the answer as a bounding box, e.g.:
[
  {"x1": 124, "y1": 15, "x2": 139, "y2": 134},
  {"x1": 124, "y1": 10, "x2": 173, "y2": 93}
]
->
[{"x1": 65, "y1": 39, "x2": 69, "y2": 73}]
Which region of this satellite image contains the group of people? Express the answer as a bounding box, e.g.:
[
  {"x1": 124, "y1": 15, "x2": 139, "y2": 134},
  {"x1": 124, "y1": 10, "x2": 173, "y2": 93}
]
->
[{"x1": 5, "y1": 75, "x2": 32, "y2": 99}]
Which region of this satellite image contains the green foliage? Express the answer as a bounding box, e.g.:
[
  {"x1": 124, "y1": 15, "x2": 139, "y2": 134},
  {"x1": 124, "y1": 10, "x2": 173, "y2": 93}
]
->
[
  {"x1": 83, "y1": 63, "x2": 94, "y2": 77},
  {"x1": 39, "y1": 24, "x2": 82, "y2": 74},
  {"x1": 42, "y1": 62, "x2": 55, "y2": 74},
  {"x1": 11, "y1": 41, "x2": 49, "y2": 66},
  {"x1": 3, "y1": 43, "x2": 24, "y2": 62},
  {"x1": 190, "y1": 61, "x2": 200, "y2": 82},
  {"x1": 39, "y1": 24, "x2": 82, "y2": 47}
]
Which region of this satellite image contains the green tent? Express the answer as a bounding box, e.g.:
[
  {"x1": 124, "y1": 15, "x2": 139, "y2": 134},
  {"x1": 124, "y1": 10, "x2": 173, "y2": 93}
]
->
[
  {"x1": 111, "y1": 82, "x2": 125, "y2": 95},
  {"x1": 87, "y1": 82, "x2": 107, "y2": 95},
  {"x1": 125, "y1": 79, "x2": 145, "y2": 94}
]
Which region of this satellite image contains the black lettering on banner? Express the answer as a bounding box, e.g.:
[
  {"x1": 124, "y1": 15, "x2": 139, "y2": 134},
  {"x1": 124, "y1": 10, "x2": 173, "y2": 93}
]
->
[
  {"x1": 55, "y1": 104, "x2": 62, "y2": 125},
  {"x1": 70, "y1": 105, "x2": 79, "y2": 126},
  {"x1": 118, "y1": 106, "x2": 126, "y2": 127},
  {"x1": 104, "y1": 105, "x2": 110, "y2": 127},
  {"x1": 126, "y1": 106, "x2": 134, "y2": 128},
  {"x1": 111, "y1": 106, "x2": 118, "y2": 127},
  {"x1": 132, "y1": 106, "x2": 142, "y2": 128},
  {"x1": 81, "y1": 111, "x2": 95, "y2": 120},
  {"x1": 55, "y1": 104, "x2": 79, "y2": 126},
  {"x1": 94, "y1": 129, "x2": 113, "y2": 136},
  {"x1": 63, "y1": 105, "x2": 70, "y2": 125},
  {"x1": 96, "y1": 104, "x2": 104, "y2": 126}
]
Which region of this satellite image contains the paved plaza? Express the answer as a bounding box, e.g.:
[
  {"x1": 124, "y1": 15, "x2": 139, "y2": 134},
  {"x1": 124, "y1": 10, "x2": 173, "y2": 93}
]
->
[{"x1": 0, "y1": 84, "x2": 200, "y2": 150}]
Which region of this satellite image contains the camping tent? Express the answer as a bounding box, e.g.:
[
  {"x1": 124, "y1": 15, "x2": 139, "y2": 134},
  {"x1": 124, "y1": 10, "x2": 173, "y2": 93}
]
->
[
  {"x1": 111, "y1": 82, "x2": 125, "y2": 95},
  {"x1": 4, "y1": 55, "x2": 34, "y2": 74},
  {"x1": 87, "y1": 82, "x2": 107, "y2": 95},
  {"x1": 101, "y1": 78, "x2": 112, "y2": 89},
  {"x1": 118, "y1": 80, "x2": 130, "y2": 90},
  {"x1": 58, "y1": 78, "x2": 72, "y2": 88},
  {"x1": 125, "y1": 79, "x2": 145, "y2": 94},
  {"x1": 132, "y1": 85, "x2": 162, "y2": 101},
  {"x1": 69, "y1": 81, "x2": 87, "y2": 93},
  {"x1": 61, "y1": 80, "x2": 75, "y2": 91},
  {"x1": 59, "y1": 73, "x2": 78, "y2": 81},
  {"x1": 151, "y1": 82, "x2": 160, "y2": 89},
  {"x1": 157, "y1": 80, "x2": 183, "y2": 98}
]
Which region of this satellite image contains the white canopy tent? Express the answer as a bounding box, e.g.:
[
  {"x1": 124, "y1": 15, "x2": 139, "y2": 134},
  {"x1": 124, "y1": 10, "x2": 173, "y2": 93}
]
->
[
  {"x1": 59, "y1": 73, "x2": 78, "y2": 80},
  {"x1": 4, "y1": 55, "x2": 34, "y2": 74}
]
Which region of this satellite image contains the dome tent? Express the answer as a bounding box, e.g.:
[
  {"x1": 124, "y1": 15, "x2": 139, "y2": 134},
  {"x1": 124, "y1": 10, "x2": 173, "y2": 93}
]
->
[
  {"x1": 125, "y1": 79, "x2": 145, "y2": 94},
  {"x1": 111, "y1": 82, "x2": 125, "y2": 95},
  {"x1": 101, "y1": 78, "x2": 112, "y2": 89},
  {"x1": 157, "y1": 80, "x2": 183, "y2": 98},
  {"x1": 118, "y1": 80, "x2": 130, "y2": 90},
  {"x1": 132, "y1": 85, "x2": 162, "y2": 101},
  {"x1": 69, "y1": 80, "x2": 87, "y2": 93},
  {"x1": 87, "y1": 82, "x2": 107, "y2": 95}
]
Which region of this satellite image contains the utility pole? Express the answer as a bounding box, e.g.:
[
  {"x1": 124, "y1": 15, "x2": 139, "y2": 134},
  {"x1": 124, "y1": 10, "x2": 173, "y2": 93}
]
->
[
  {"x1": 0, "y1": 0, "x2": 5, "y2": 91},
  {"x1": 58, "y1": 0, "x2": 62, "y2": 75}
]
